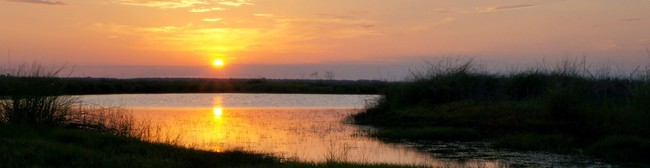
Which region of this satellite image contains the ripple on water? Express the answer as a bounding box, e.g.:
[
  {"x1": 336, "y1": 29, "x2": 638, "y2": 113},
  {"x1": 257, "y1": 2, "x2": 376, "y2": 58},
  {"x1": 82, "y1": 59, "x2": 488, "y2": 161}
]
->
[{"x1": 395, "y1": 140, "x2": 614, "y2": 167}]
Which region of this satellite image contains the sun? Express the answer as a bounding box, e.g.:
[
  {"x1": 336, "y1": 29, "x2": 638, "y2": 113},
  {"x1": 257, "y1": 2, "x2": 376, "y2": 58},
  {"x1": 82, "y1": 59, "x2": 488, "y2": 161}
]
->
[{"x1": 212, "y1": 59, "x2": 225, "y2": 67}]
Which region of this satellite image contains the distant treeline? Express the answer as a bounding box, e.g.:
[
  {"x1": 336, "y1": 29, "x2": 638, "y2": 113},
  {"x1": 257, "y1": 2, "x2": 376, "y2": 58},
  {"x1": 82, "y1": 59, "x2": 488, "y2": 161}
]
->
[{"x1": 50, "y1": 78, "x2": 385, "y2": 95}]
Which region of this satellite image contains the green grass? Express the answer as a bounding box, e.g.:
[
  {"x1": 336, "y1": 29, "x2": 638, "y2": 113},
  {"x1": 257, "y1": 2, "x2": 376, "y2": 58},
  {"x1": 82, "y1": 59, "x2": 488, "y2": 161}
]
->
[
  {"x1": 353, "y1": 58, "x2": 650, "y2": 163},
  {"x1": 0, "y1": 125, "x2": 421, "y2": 168}
]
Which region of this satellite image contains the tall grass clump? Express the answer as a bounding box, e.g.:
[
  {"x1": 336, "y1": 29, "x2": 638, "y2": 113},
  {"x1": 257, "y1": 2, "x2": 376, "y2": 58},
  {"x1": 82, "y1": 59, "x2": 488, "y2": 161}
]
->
[
  {"x1": 0, "y1": 63, "x2": 75, "y2": 126},
  {"x1": 354, "y1": 57, "x2": 650, "y2": 162},
  {"x1": 401, "y1": 58, "x2": 499, "y2": 105},
  {"x1": 0, "y1": 63, "x2": 147, "y2": 138}
]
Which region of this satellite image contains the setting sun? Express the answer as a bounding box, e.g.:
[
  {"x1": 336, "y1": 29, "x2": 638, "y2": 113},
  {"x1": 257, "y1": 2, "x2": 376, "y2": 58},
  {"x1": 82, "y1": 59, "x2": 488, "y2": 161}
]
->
[{"x1": 212, "y1": 59, "x2": 225, "y2": 67}]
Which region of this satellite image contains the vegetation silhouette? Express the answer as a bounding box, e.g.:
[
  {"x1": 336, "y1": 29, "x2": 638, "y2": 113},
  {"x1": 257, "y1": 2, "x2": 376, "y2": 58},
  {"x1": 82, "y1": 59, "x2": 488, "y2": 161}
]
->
[
  {"x1": 0, "y1": 63, "x2": 420, "y2": 167},
  {"x1": 353, "y1": 58, "x2": 650, "y2": 163},
  {"x1": 59, "y1": 78, "x2": 383, "y2": 95}
]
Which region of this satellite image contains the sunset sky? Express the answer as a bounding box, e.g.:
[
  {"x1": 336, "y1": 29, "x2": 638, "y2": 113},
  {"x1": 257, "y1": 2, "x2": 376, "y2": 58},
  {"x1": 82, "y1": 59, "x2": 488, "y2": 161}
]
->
[{"x1": 1, "y1": 0, "x2": 649, "y2": 79}]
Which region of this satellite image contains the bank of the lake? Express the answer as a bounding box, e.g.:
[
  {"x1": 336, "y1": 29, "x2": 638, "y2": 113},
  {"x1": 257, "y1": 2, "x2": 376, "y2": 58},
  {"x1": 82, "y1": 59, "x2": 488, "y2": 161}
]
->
[
  {"x1": 0, "y1": 125, "x2": 418, "y2": 168},
  {"x1": 0, "y1": 68, "x2": 413, "y2": 167},
  {"x1": 57, "y1": 78, "x2": 384, "y2": 95},
  {"x1": 353, "y1": 60, "x2": 650, "y2": 164}
]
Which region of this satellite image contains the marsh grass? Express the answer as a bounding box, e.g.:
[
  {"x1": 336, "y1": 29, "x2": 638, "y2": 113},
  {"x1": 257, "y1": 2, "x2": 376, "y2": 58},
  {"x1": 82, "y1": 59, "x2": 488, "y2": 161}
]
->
[
  {"x1": 324, "y1": 143, "x2": 351, "y2": 163},
  {"x1": 0, "y1": 64, "x2": 74, "y2": 126},
  {"x1": 0, "y1": 63, "x2": 423, "y2": 167},
  {"x1": 0, "y1": 64, "x2": 251, "y2": 167},
  {"x1": 354, "y1": 57, "x2": 650, "y2": 163},
  {"x1": 0, "y1": 63, "x2": 147, "y2": 137}
]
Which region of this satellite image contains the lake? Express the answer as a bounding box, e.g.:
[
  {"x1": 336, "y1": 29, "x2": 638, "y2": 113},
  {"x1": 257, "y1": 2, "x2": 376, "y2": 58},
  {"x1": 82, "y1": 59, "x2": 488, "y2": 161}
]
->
[{"x1": 81, "y1": 93, "x2": 611, "y2": 167}]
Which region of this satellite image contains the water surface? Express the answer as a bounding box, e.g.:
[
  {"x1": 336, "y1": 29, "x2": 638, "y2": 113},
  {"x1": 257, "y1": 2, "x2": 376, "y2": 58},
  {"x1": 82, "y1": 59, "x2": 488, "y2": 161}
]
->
[{"x1": 81, "y1": 93, "x2": 611, "y2": 167}]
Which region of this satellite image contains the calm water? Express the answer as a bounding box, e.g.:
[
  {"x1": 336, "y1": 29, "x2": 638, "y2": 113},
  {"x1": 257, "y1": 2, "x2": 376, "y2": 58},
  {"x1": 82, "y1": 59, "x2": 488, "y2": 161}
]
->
[{"x1": 81, "y1": 93, "x2": 611, "y2": 167}]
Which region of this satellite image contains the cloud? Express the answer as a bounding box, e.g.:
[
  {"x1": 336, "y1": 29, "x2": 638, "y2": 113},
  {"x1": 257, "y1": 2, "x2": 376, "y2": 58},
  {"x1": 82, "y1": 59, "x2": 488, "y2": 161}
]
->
[
  {"x1": 139, "y1": 26, "x2": 182, "y2": 33},
  {"x1": 115, "y1": 0, "x2": 207, "y2": 9},
  {"x1": 93, "y1": 22, "x2": 262, "y2": 55},
  {"x1": 431, "y1": 8, "x2": 468, "y2": 13},
  {"x1": 93, "y1": 13, "x2": 378, "y2": 58},
  {"x1": 432, "y1": 4, "x2": 538, "y2": 13},
  {"x1": 479, "y1": 4, "x2": 538, "y2": 12},
  {"x1": 189, "y1": 7, "x2": 224, "y2": 13},
  {"x1": 318, "y1": 14, "x2": 358, "y2": 20},
  {"x1": 218, "y1": 0, "x2": 252, "y2": 7},
  {"x1": 407, "y1": 17, "x2": 456, "y2": 32},
  {"x1": 202, "y1": 18, "x2": 222, "y2": 22},
  {"x1": 619, "y1": 18, "x2": 642, "y2": 22},
  {"x1": 359, "y1": 24, "x2": 375, "y2": 28},
  {"x1": 438, "y1": 17, "x2": 456, "y2": 24},
  {"x1": 254, "y1": 13, "x2": 274, "y2": 17},
  {"x1": 7, "y1": 0, "x2": 66, "y2": 5},
  {"x1": 115, "y1": 0, "x2": 252, "y2": 9},
  {"x1": 593, "y1": 18, "x2": 644, "y2": 28},
  {"x1": 275, "y1": 17, "x2": 379, "y2": 40}
]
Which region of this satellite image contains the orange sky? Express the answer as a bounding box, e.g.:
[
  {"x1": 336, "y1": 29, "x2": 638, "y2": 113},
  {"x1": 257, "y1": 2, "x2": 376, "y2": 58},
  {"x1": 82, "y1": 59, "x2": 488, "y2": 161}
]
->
[{"x1": 1, "y1": 0, "x2": 649, "y2": 79}]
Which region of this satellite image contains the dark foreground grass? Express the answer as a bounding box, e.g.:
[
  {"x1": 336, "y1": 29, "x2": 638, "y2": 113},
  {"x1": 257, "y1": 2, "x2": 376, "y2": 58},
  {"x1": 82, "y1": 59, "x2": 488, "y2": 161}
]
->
[
  {"x1": 0, "y1": 125, "x2": 421, "y2": 168},
  {"x1": 353, "y1": 58, "x2": 650, "y2": 163},
  {"x1": 0, "y1": 125, "x2": 280, "y2": 167}
]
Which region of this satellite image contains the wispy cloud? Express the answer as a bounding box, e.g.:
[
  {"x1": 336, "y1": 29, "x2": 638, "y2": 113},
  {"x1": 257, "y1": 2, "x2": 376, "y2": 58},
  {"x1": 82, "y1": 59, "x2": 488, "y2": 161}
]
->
[
  {"x1": 407, "y1": 17, "x2": 456, "y2": 32},
  {"x1": 202, "y1": 18, "x2": 222, "y2": 22},
  {"x1": 254, "y1": 13, "x2": 274, "y2": 17},
  {"x1": 359, "y1": 24, "x2": 375, "y2": 28},
  {"x1": 115, "y1": 0, "x2": 207, "y2": 9},
  {"x1": 318, "y1": 14, "x2": 358, "y2": 20},
  {"x1": 438, "y1": 17, "x2": 456, "y2": 24},
  {"x1": 7, "y1": 0, "x2": 66, "y2": 5},
  {"x1": 218, "y1": 0, "x2": 252, "y2": 7},
  {"x1": 479, "y1": 4, "x2": 537, "y2": 12},
  {"x1": 115, "y1": 0, "x2": 252, "y2": 9},
  {"x1": 93, "y1": 13, "x2": 378, "y2": 57},
  {"x1": 432, "y1": 4, "x2": 538, "y2": 13},
  {"x1": 275, "y1": 17, "x2": 379, "y2": 40},
  {"x1": 619, "y1": 18, "x2": 642, "y2": 22},
  {"x1": 94, "y1": 23, "x2": 263, "y2": 55},
  {"x1": 431, "y1": 7, "x2": 468, "y2": 13},
  {"x1": 189, "y1": 7, "x2": 224, "y2": 13},
  {"x1": 140, "y1": 26, "x2": 182, "y2": 33},
  {"x1": 593, "y1": 18, "x2": 645, "y2": 27}
]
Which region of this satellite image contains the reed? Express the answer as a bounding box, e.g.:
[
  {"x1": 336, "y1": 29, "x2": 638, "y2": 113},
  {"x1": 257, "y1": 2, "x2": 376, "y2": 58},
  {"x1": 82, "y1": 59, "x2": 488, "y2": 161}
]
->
[
  {"x1": 0, "y1": 63, "x2": 146, "y2": 138},
  {"x1": 354, "y1": 57, "x2": 650, "y2": 163},
  {"x1": 0, "y1": 63, "x2": 420, "y2": 167}
]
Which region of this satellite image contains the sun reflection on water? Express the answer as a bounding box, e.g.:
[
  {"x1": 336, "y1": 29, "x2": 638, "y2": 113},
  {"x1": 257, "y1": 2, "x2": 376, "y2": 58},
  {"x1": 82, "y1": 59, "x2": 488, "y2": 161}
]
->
[
  {"x1": 213, "y1": 96, "x2": 224, "y2": 120},
  {"x1": 130, "y1": 95, "x2": 465, "y2": 166},
  {"x1": 211, "y1": 95, "x2": 226, "y2": 152},
  {"x1": 213, "y1": 107, "x2": 223, "y2": 119}
]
